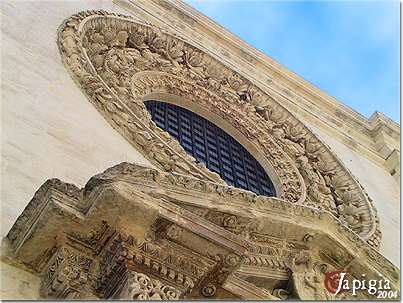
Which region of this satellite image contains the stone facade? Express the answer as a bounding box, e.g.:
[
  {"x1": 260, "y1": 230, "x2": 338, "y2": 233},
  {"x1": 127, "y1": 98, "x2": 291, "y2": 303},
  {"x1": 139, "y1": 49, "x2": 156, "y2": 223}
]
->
[{"x1": 1, "y1": 0, "x2": 400, "y2": 300}]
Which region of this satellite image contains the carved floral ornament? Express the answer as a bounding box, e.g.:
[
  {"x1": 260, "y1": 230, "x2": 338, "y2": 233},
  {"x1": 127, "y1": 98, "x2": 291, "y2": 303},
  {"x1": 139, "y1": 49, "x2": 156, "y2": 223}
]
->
[{"x1": 58, "y1": 10, "x2": 380, "y2": 248}]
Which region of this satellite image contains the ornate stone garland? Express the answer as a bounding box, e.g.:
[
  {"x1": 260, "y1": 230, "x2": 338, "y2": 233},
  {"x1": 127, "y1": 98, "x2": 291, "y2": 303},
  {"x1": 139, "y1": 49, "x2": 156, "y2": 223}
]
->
[{"x1": 57, "y1": 10, "x2": 380, "y2": 248}]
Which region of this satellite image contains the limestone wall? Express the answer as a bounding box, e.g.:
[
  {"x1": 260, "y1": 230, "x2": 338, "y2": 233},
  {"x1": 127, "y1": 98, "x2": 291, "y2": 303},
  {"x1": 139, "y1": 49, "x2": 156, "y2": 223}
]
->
[
  {"x1": 1, "y1": 2, "x2": 153, "y2": 298},
  {"x1": 0, "y1": 260, "x2": 40, "y2": 300},
  {"x1": 1, "y1": 1, "x2": 153, "y2": 239},
  {"x1": 0, "y1": 0, "x2": 400, "y2": 299},
  {"x1": 302, "y1": 121, "x2": 400, "y2": 267}
]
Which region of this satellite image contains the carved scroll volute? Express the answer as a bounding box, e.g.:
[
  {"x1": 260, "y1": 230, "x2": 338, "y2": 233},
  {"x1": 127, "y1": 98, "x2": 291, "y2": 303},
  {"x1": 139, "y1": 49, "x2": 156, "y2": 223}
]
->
[{"x1": 58, "y1": 10, "x2": 381, "y2": 248}]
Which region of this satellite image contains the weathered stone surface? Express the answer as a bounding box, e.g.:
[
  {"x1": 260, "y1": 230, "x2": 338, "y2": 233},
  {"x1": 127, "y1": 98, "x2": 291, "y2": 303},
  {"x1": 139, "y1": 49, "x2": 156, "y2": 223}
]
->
[
  {"x1": 0, "y1": 259, "x2": 41, "y2": 300},
  {"x1": 0, "y1": 0, "x2": 153, "y2": 241},
  {"x1": 113, "y1": 0, "x2": 400, "y2": 265},
  {"x1": 1, "y1": 0, "x2": 400, "y2": 300},
  {"x1": 56, "y1": 9, "x2": 383, "y2": 252},
  {"x1": 2, "y1": 163, "x2": 400, "y2": 300}
]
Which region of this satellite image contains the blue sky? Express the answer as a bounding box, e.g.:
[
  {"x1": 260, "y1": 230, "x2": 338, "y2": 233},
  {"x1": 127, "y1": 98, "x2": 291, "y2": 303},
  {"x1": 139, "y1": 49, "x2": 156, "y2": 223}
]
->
[{"x1": 186, "y1": 0, "x2": 400, "y2": 123}]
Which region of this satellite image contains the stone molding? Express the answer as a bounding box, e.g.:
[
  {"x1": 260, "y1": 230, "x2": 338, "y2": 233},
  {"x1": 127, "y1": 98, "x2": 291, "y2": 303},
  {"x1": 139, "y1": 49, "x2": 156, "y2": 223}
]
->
[
  {"x1": 58, "y1": 10, "x2": 381, "y2": 247},
  {"x1": 115, "y1": 0, "x2": 399, "y2": 168},
  {"x1": 3, "y1": 163, "x2": 400, "y2": 300}
]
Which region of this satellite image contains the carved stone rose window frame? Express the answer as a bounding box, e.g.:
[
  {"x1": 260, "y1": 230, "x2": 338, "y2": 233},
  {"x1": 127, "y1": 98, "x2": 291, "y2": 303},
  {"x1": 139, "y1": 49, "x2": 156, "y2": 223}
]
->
[{"x1": 57, "y1": 10, "x2": 380, "y2": 248}]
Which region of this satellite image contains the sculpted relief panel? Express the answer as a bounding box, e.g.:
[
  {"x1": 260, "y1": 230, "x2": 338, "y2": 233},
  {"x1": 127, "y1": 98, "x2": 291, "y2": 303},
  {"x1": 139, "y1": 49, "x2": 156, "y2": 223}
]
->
[{"x1": 57, "y1": 10, "x2": 380, "y2": 248}]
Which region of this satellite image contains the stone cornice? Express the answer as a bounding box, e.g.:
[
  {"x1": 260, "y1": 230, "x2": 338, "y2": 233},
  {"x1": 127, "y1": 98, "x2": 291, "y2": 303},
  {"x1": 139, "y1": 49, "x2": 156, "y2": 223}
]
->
[
  {"x1": 114, "y1": 0, "x2": 400, "y2": 169},
  {"x1": 3, "y1": 163, "x2": 400, "y2": 300}
]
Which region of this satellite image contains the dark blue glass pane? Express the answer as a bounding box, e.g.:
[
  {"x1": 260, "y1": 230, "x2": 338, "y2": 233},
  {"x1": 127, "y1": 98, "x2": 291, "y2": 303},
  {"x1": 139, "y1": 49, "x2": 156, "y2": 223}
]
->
[{"x1": 145, "y1": 100, "x2": 276, "y2": 197}]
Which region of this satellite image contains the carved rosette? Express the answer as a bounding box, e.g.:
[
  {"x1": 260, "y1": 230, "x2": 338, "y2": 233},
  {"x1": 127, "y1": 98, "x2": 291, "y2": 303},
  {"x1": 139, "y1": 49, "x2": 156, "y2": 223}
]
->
[{"x1": 57, "y1": 11, "x2": 380, "y2": 247}]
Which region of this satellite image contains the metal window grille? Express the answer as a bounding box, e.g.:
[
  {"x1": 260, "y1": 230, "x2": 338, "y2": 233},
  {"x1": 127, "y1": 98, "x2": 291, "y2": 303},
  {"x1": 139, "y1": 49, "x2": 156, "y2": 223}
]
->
[{"x1": 145, "y1": 100, "x2": 276, "y2": 197}]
